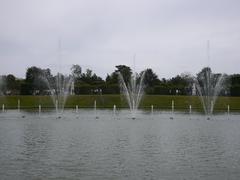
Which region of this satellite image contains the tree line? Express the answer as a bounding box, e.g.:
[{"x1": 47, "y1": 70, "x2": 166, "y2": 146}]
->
[{"x1": 0, "y1": 64, "x2": 240, "y2": 96}]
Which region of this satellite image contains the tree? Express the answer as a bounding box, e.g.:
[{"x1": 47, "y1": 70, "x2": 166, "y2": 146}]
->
[
  {"x1": 43, "y1": 68, "x2": 53, "y2": 80},
  {"x1": 137, "y1": 68, "x2": 160, "y2": 94},
  {"x1": 230, "y1": 74, "x2": 240, "y2": 85},
  {"x1": 180, "y1": 72, "x2": 194, "y2": 84},
  {"x1": 25, "y1": 66, "x2": 53, "y2": 94},
  {"x1": 230, "y1": 74, "x2": 240, "y2": 96},
  {"x1": 170, "y1": 75, "x2": 188, "y2": 86},
  {"x1": 80, "y1": 69, "x2": 103, "y2": 85},
  {"x1": 81, "y1": 69, "x2": 93, "y2": 84},
  {"x1": 106, "y1": 65, "x2": 132, "y2": 84},
  {"x1": 26, "y1": 67, "x2": 39, "y2": 83},
  {"x1": 115, "y1": 65, "x2": 132, "y2": 83},
  {"x1": 105, "y1": 73, "x2": 119, "y2": 84},
  {"x1": 196, "y1": 67, "x2": 212, "y2": 85},
  {"x1": 71, "y1": 64, "x2": 82, "y2": 81},
  {"x1": 168, "y1": 75, "x2": 189, "y2": 95},
  {"x1": 6, "y1": 74, "x2": 19, "y2": 93},
  {"x1": 141, "y1": 68, "x2": 160, "y2": 87}
]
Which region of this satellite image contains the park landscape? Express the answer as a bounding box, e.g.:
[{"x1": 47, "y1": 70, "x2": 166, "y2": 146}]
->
[
  {"x1": 1, "y1": 0, "x2": 240, "y2": 179},
  {"x1": 1, "y1": 64, "x2": 240, "y2": 179},
  {"x1": 0, "y1": 65, "x2": 240, "y2": 113}
]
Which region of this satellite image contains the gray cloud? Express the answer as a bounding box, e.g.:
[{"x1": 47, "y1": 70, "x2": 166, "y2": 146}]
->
[{"x1": 0, "y1": 0, "x2": 239, "y2": 78}]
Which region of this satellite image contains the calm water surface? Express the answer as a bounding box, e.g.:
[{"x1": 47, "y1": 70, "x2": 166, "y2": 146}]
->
[{"x1": 0, "y1": 110, "x2": 240, "y2": 180}]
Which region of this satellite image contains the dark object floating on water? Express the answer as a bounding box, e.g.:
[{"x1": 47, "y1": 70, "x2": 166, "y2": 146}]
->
[{"x1": 170, "y1": 117, "x2": 174, "y2": 120}]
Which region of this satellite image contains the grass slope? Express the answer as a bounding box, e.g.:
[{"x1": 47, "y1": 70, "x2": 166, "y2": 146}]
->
[{"x1": 0, "y1": 95, "x2": 240, "y2": 112}]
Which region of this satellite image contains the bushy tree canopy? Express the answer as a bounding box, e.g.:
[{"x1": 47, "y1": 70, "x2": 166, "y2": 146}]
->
[{"x1": 0, "y1": 64, "x2": 239, "y2": 96}]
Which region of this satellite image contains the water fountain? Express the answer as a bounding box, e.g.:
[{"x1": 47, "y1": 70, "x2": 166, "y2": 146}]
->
[
  {"x1": 17, "y1": 99, "x2": 20, "y2": 112},
  {"x1": 227, "y1": 105, "x2": 230, "y2": 117},
  {"x1": 94, "y1": 100, "x2": 99, "y2": 119},
  {"x1": 40, "y1": 73, "x2": 74, "y2": 116},
  {"x1": 113, "y1": 105, "x2": 116, "y2": 116},
  {"x1": 194, "y1": 67, "x2": 225, "y2": 117},
  {"x1": 55, "y1": 73, "x2": 74, "y2": 114},
  {"x1": 38, "y1": 105, "x2": 41, "y2": 115},
  {"x1": 76, "y1": 105, "x2": 79, "y2": 113},
  {"x1": 118, "y1": 71, "x2": 145, "y2": 119},
  {"x1": 170, "y1": 100, "x2": 174, "y2": 119},
  {"x1": 2, "y1": 104, "x2": 5, "y2": 113},
  {"x1": 43, "y1": 39, "x2": 73, "y2": 117}
]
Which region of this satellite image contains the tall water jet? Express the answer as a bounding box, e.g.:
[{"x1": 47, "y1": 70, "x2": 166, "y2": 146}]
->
[
  {"x1": 170, "y1": 100, "x2": 174, "y2": 119},
  {"x1": 41, "y1": 40, "x2": 74, "y2": 114},
  {"x1": 39, "y1": 105, "x2": 41, "y2": 115},
  {"x1": 113, "y1": 105, "x2": 116, "y2": 116},
  {"x1": 171, "y1": 100, "x2": 174, "y2": 114},
  {"x1": 18, "y1": 99, "x2": 20, "y2": 112},
  {"x1": 94, "y1": 100, "x2": 96, "y2": 111},
  {"x1": 189, "y1": 105, "x2": 192, "y2": 114},
  {"x1": 76, "y1": 105, "x2": 79, "y2": 113},
  {"x1": 55, "y1": 73, "x2": 74, "y2": 113},
  {"x1": 227, "y1": 105, "x2": 230, "y2": 116},
  {"x1": 118, "y1": 71, "x2": 145, "y2": 119},
  {"x1": 93, "y1": 100, "x2": 99, "y2": 119},
  {"x1": 2, "y1": 104, "x2": 5, "y2": 113},
  {"x1": 194, "y1": 67, "x2": 225, "y2": 116},
  {"x1": 39, "y1": 72, "x2": 73, "y2": 114}
]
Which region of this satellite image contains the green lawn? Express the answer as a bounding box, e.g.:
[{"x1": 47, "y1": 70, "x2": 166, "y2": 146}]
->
[{"x1": 0, "y1": 95, "x2": 240, "y2": 112}]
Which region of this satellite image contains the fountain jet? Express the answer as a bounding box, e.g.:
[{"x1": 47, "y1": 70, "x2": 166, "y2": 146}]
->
[
  {"x1": 118, "y1": 71, "x2": 145, "y2": 119},
  {"x1": 39, "y1": 74, "x2": 73, "y2": 114},
  {"x1": 194, "y1": 67, "x2": 225, "y2": 115}
]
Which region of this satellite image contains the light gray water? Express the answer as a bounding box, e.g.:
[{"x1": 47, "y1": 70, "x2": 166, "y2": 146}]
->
[{"x1": 0, "y1": 110, "x2": 240, "y2": 180}]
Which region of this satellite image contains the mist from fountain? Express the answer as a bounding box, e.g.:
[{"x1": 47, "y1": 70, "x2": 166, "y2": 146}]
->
[
  {"x1": 194, "y1": 67, "x2": 225, "y2": 115},
  {"x1": 39, "y1": 73, "x2": 74, "y2": 114},
  {"x1": 118, "y1": 71, "x2": 145, "y2": 119},
  {"x1": 55, "y1": 73, "x2": 74, "y2": 113}
]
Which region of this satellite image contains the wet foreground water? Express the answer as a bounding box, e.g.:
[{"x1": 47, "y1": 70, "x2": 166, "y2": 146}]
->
[{"x1": 0, "y1": 110, "x2": 240, "y2": 180}]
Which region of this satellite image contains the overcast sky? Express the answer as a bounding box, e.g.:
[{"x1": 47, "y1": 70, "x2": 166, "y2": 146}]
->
[{"x1": 0, "y1": 0, "x2": 239, "y2": 79}]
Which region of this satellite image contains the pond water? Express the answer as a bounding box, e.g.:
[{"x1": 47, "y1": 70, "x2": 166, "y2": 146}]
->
[{"x1": 0, "y1": 110, "x2": 240, "y2": 180}]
